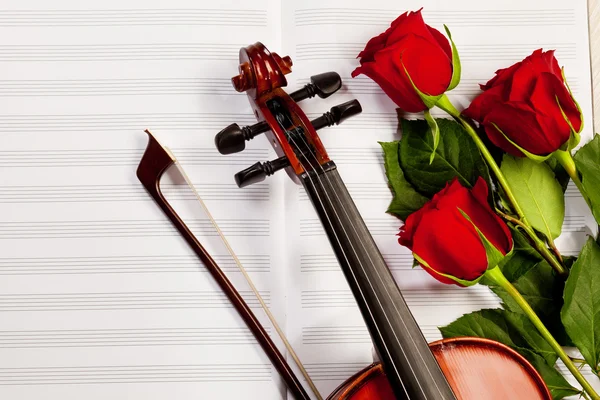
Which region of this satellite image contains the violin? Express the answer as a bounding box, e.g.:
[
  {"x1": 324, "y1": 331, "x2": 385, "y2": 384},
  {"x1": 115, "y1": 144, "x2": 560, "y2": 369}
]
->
[{"x1": 213, "y1": 42, "x2": 553, "y2": 400}]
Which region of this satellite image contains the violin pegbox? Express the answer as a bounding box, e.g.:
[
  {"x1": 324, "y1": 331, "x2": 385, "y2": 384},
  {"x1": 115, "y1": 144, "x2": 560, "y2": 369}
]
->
[{"x1": 214, "y1": 42, "x2": 362, "y2": 188}]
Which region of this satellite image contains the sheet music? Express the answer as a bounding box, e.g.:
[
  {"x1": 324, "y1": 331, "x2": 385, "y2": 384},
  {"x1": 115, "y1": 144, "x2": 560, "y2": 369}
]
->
[
  {"x1": 281, "y1": 0, "x2": 599, "y2": 397},
  {"x1": 0, "y1": 1, "x2": 598, "y2": 399},
  {"x1": 0, "y1": 1, "x2": 290, "y2": 399}
]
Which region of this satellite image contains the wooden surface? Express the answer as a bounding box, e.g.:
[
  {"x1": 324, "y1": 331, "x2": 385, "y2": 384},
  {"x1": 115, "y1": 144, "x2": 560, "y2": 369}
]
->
[{"x1": 590, "y1": 0, "x2": 599, "y2": 132}]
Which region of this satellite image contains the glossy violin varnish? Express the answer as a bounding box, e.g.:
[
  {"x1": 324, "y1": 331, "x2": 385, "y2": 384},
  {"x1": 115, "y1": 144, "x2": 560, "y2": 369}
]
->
[
  {"x1": 430, "y1": 338, "x2": 552, "y2": 399},
  {"x1": 328, "y1": 338, "x2": 551, "y2": 400}
]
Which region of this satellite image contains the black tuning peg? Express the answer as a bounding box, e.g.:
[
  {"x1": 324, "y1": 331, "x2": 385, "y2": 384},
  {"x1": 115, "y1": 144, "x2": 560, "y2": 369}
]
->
[
  {"x1": 311, "y1": 99, "x2": 362, "y2": 130},
  {"x1": 215, "y1": 121, "x2": 269, "y2": 155},
  {"x1": 290, "y1": 72, "x2": 342, "y2": 102},
  {"x1": 234, "y1": 156, "x2": 290, "y2": 188},
  {"x1": 215, "y1": 72, "x2": 343, "y2": 155}
]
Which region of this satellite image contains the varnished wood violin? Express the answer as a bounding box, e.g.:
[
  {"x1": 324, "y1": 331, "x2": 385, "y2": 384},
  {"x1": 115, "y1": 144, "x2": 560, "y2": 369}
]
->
[{"x1": 213, "y1": 42, "x2": 553, "y2": 400}]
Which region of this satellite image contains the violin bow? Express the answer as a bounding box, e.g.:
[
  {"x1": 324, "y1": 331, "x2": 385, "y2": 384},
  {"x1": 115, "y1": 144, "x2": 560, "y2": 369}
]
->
[{"x1": 136, "y1": 130, "x2": 321, "y2": 400}]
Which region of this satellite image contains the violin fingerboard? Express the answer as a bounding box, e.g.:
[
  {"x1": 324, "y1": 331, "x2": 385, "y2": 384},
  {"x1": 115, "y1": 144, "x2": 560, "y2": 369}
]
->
[{"x1": 300, "y1": 163, "x2": 457, "y2": 400}]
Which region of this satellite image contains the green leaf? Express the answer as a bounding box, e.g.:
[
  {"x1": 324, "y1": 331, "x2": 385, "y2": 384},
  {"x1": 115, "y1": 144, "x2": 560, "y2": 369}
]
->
[
  {"x1": 379, "y1": 141, "x2": 428, "y2": 221},
  {"x1": 524, "y1": 351, "x2": 582, "y2": 399},
  {"x1": 399, "y1": 118, "x2": 490, "y2": 197},
  {"x1": 561, "y1": 237, "x2": 600, "y2": 371},
  {"x1": 480, "y1": 228, "x2": 571, "y2": 346},
  {"x1": 500, "y1": 154, "x2": 565, "y2": 239},
  {"x1": 444, "y1": 25, "x2": 461, "y2": 91},
  {"x1": 423, "y1": 109, "x2": 439, "y2": 163},
  {"x1": 573, "y1": 134, "x2": 600, "y2": 225},
  {"x1": 439, "y1": 308, "x2": 557, "y2": 365}
]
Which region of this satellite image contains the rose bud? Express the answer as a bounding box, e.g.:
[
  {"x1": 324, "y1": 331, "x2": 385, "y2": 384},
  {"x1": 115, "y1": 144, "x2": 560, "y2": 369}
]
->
[
  {"x1": 351, "y1": 8, "x2": 460, "y2": 113},
  {"x1": 398, "y1": 177, "x2": 513, "y2": 286},
  {"x1": 463, "y1": 49, "x2": 582, "y2": 160}
]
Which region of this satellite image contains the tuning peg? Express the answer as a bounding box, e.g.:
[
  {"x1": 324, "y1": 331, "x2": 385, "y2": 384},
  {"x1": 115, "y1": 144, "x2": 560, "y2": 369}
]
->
[
  {"x1": 215, "y1": 121, "x2": 270, "y2": 155},
  {"x1": 234, "y1": 156, "x2": 290, "y2": 188},
  {"x1": 290, "y1": 72, "x2": 342, "y2": 102},
  {"x1": 311, "y1": 99, "x2": 362, "y2": 130}
]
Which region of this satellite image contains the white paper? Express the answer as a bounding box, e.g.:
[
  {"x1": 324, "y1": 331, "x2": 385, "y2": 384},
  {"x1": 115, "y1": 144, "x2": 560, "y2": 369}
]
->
[
  {"x1": 0, "y1": 1, "x2": 288, "y2": 399},
  {"x1": 0, "y1": 1, "x2": 597, "y2": 399}
]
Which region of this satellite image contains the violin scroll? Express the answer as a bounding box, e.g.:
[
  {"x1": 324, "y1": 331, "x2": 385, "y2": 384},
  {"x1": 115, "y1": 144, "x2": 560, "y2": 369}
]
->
[{"x1": 215, "y1": 42, "x2": 362, "y2": 187}]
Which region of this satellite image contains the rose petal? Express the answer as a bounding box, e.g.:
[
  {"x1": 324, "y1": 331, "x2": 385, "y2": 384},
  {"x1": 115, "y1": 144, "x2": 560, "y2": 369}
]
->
[
  {"x1": 463, "y1": 84, "x2": 504, "y2": 122},
  {"x1": 529, "y1": 73, "x2": 573, "y2": 148},
  {"x1": 507, "y1": 61, "x2": 539, "y2": 102},
  {"x1": 435, "y1": 178, "x2": 511, "y2": 254},
  {"x1": 355, "y1": 11, "x2": 414, "y2": 61},
  {"x1": 482, "y1": 123, "x2": 525, "y2": 157},
  {"x1": 399, "y1": 34, "x2": 452, "y2": 96},
  {"x1": 482, "y1": 61, "x2": 523, "y2": 90},
  {"x1": 353, "y1": 45, "x2": 427, "y2": 112},
  {"x1": 541, "y1": 50, "x2": 563, "y2": 80},
  {"x1": 542, "y1": 73, "x2": 582, "y2": 132},
  {"x1": 386, "y1": 9, "x2": 438, "y2": 46},
  {"x1": 470, "y1": 176, "x2": 489, "y2": 204},
  {"x1": 412, "y1": 207, "x2": 488, "y2": 283},
  {"x1": 484, "y1": 102, "x2": 556, "y2": 155},
  {"x1": 427, "y1": 25, "x2": 452, "y2": 59}
]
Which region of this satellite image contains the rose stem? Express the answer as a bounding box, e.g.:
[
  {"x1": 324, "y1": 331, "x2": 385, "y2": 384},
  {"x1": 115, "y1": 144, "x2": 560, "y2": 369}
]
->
[
  {"x1": 485, "y1": 266, "x2": 600, "y2": 400},
  {"x1": 495, "y1": 209, "x2": 567, "y2": 276},
  {"x1": 436, "y1": 95, "x2": 566, "y2": 276},
  {"x1": 553, "y1": 149, "x2": 594, "y2": 212},
  {"x1": 436, "y1": 95, "x2": 525, "y2": 218}
]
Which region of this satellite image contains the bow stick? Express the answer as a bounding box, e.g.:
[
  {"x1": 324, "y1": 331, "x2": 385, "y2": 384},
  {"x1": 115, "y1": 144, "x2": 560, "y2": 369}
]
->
[{"x1": 136, "y1": 130, "x2": 321, "y2": 400}]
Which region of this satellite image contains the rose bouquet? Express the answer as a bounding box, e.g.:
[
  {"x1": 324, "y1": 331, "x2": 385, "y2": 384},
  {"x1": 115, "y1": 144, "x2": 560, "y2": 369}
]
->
[{"x1": 352, "y1": 9, "x2": 600, "y2": 400}]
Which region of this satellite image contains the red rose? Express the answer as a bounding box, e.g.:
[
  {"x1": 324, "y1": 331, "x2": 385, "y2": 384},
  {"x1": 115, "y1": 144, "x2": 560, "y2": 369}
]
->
[
  {"x1": 351, "y1": 9, "x2": 456, "y2": 113},
  {"x1": 463, "y1": 49, "x2": 582, "y2": 157},
  {"x1": 398, "y1": 177, "x2": 512, "y2": 286}
]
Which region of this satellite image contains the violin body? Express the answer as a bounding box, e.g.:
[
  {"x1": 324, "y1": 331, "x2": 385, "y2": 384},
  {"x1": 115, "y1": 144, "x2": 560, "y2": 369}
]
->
[
  {"x1": 329, "y1": 338, "x2": 551, "y2": 399},
  {"x1": 215, "y1": 42, "x2": 553, "y2": 400}
]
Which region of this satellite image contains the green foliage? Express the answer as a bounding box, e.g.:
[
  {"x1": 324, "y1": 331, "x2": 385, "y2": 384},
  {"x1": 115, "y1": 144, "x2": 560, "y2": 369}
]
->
[
  {"x1": 481, "y1": 228, "x2": 571, "y2": 346},
  {"x1": 439, "y1": 309, "x2": 555, "y2": 364},
  {"x1": 399, "y1": 118, "x2": 490, "y2": 197},
  {"x1": 500, "y1": 155, "x2": 565, "y2": 240},
  {"x1": 573, "y1": 134, "x2": 600, "y2": 225},
  {"x1": 524, "y1": 351, "x2": 583, "y2": 399},
  {"x1": 561, "y1": 237, "x2": 600, "y2": 374},
  {"x1": 379, "y1": 141, "x2": 428, "y2": 221},
  {"x1": 545, "y1": 157, "x2": 570, "y2": 193},
  {"x1": 378, "y1": 115, "x2": 599, "y2": 394}
]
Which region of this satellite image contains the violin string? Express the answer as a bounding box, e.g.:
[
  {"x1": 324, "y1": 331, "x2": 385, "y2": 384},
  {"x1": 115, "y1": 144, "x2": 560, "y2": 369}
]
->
[
  {"x1": 295, "y1": 126, "x2": 447, "y2": 396},
  {"x1": 280, "y1": 109, "x2": 424, "y2": 398},
  {"x1": 291, "y1": 130, "x2": 444, "y2": 398},
  {"x1": 170, "y1": 155, "x2": 323, "y2": 400},
  {"x1": 284, "y1": 132, "x2": 412, "y2": 399}
]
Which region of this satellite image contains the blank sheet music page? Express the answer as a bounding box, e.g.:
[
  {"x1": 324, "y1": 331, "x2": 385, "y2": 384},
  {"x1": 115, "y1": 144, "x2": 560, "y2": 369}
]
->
[
  {"x1": 0, "y1": 1, "x2": 289, "y2": 399},
  {"x1": 281, "y1": 0, "x2": 599, "y2": 397}
]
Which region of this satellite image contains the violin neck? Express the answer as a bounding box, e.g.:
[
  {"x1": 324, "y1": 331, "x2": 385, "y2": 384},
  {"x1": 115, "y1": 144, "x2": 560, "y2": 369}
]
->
[{"x1": 300, "y1": 162, "x2": 457, "y2": 400}]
